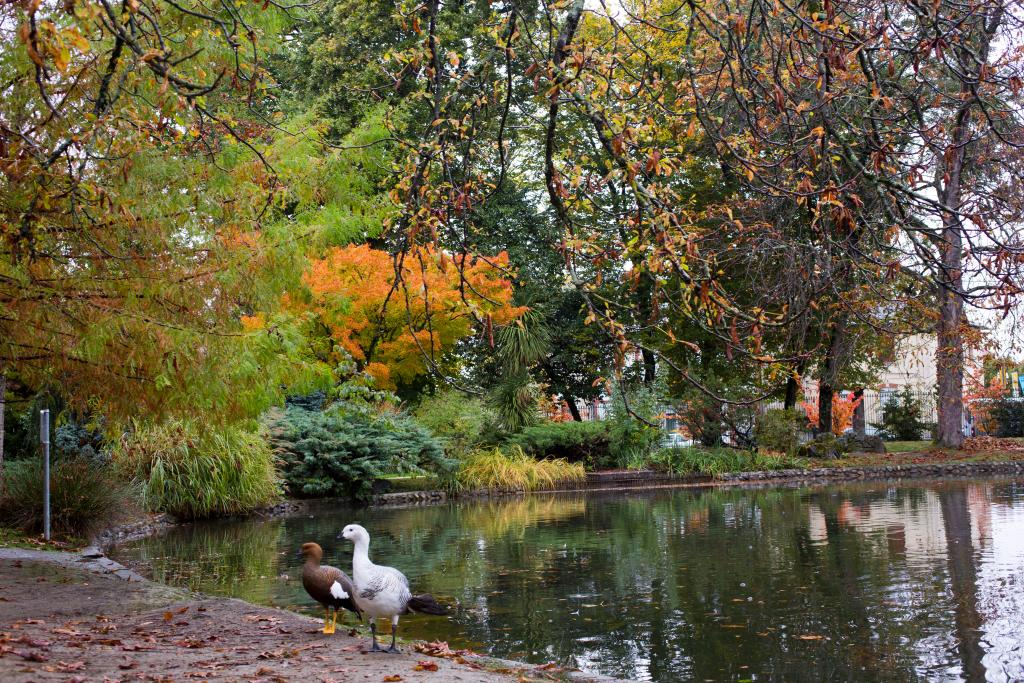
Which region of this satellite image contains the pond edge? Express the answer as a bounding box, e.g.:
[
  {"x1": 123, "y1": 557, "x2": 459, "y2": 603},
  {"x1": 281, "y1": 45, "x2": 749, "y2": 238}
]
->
[{"x1": 94, "y1": 459, "x2": 1024, "y2": 550}]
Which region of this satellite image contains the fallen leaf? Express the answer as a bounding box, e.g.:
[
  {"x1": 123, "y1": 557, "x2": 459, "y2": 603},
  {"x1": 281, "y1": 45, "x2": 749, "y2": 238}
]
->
[
  {"x1": 121, "y1": 644, "x2": 151, "y2": 652},
  {"x1": 795, "y1": 634, "x2": 825, "y2": 640},
  {"x1": 163, "y1": 612, "x2": 174, "y2": 622},
  {"x1": 14, "y1": 649, "x2": 48, "y2": 662},
  {"x1": 383, "y1": 676, "x2": 402, "y2": 682},
  {"x1": 414, "y1": 660, "x2": 438, "y2": 671}
]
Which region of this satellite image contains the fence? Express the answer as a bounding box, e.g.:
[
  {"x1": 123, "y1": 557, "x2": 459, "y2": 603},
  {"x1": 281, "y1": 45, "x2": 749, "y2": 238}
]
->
[
  {"x1": 569, "y1": 386, "x2": 978, "y2": 439},
  {"x1": 762, "y1": 388, "x2": 939, "y2": 435}
]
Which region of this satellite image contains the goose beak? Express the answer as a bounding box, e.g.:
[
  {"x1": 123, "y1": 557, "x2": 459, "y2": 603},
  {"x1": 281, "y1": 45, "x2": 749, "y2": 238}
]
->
[{"x1": 335, "y1": 532, "x2": 344, "y2": 540}]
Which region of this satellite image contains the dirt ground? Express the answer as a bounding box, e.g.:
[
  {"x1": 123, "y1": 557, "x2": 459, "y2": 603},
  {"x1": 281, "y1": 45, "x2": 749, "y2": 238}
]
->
[{"x1": 0, "y1": 549, "x2": 601, "y2": 683}]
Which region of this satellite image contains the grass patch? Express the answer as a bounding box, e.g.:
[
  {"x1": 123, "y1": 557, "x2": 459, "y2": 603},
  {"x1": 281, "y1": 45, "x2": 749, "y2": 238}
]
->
[
  {"x1": 0, "y1": 526, "x2": 86, "y2": 550},
  {"x1": 650, "y1": 446, "x2": 809, "y2": 477},
  {"x1": 827, "y1": 449, "x2": 1024, "y2": 469},
  {"x1": 883, "y1": 440, "x2": 932, "y2": 453},
  {"x1": 380, "y1": 474, "x2": 440, "y2": 493},
  {"x1": 454, "y1": 446, "x2": 586, "y2": 492}
]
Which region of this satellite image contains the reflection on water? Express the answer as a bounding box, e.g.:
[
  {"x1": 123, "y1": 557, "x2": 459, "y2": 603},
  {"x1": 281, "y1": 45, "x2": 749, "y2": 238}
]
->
[{"x1": 111, "y1": 478, "x2": 1024, "y2": 682}]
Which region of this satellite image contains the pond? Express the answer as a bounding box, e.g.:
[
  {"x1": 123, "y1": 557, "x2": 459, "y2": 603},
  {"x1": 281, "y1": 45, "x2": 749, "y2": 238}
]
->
[{"x1": 110, "y1": 477, "x2": 1024, "y2": 682}]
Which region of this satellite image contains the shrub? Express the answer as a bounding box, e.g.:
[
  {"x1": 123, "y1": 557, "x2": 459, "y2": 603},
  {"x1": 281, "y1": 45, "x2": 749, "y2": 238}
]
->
[
  {"x1": 650, "y1": 446, "x2": 808, "y2": 477},
  {"x1": 873, "y1": 387, "x2": 931, "y2": 441},
  {"x1": 266, "y1": 406, "x2": 456, "y2": 504},
  {"x1": 796, "y1": 433, "x2": 844, "y2": 459},
  {"x1": 0, "y1": 457, "x2": 129, "y2": 537},
  {"x1": 53, "y1": 420, "x2": 109, "y2": 464},
  {"x1": 414, "y1": 391, "x2": 499, "y2": 457},
  {"x1": 505, "y1": 421, "x2": 611, "y2": 468},
  {"x1": 607, "y1": 384, "x2": 664, "y2": 468},
  {"x1": 114, "y1": 419, "x2": 280, "y2": 519},
  {"x1": 454, "y1": 446, "x2": 585, "y2": 492},
  {"x1": 755, "y1": 409, "x2": 805, "y2": 454},
  {"x1": 990, "y1": 398, "x2": 1024, "y2": 437}
]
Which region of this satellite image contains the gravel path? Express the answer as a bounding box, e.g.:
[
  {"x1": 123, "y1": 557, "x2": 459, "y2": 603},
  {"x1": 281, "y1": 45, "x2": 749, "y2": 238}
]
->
[{"x1": 0, "y1": 548, "x2": 608, "y2": 682}]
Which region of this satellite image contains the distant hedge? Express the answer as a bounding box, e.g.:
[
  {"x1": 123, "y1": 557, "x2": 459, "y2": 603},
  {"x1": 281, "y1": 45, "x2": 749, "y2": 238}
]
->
[
  {"x1": 505, "y1": 421, "x2": 612, "y2": 469},
  {"x1": 990, "y1": 398, "x2": 1024, "y2": 437}
]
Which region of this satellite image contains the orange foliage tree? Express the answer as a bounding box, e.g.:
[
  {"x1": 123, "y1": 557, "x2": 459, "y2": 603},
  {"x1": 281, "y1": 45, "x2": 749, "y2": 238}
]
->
[
  {"x1": 802, "y1": 393, "x2": 864, "y2": 436},
  {"x1": 297, "y1": 245, "x2": 521, "y2": 389},
  {"x1": 963, "y1": 378, "x2": 1009, "y2": 434}
]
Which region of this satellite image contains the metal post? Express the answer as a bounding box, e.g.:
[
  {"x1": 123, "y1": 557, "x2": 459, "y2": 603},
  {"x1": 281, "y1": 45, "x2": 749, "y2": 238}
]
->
[{"x1": 40, "y1": 409, "x2": 50, "y2": 541}]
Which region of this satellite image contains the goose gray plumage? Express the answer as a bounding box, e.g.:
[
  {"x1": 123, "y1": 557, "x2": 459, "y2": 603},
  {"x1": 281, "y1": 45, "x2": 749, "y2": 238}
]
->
[{"x1": 338, "y1": 523, "x2": 447, "y2": 653}]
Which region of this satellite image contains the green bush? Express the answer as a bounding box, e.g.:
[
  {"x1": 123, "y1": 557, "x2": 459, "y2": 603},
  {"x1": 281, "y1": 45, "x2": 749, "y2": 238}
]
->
[
  {"x1": 607, "y1": 384, "x2": 664, "y2": 468},
  {"x1": 796, "y1": 433, "x2": 844, "y2": 459},
  {"x1": 53, "y1": 420, "x2": 109, "y2": 463},
  {"x1": 454, "y1": 446, "x2": 586, "y2": 492},
  {"x1": 990, "y1": 398, "x2": 1024, "y2": 437},
  {"x1": 755, "y1": 409, "x2": 805, "y2": 454},
  {"x1": 873, "y1": 387, "x2": 932, "y2": 441},
  {"x1": 505, "y1": 420, "x2": 611, "y2": 468},
  {"x1": 266, "y1": 406, "x2": 456, "y2": 504},
  {"x1": 650, "y1": 446, "x2": 808, "y2": 477},
  {"x1": 414, "y1": 390, "x2": 499, "y2": 457},
  {"x1": 114, "y1": 419, "x2": 281, "y2": 519},
  {"x1": 0, "y1": 457, "x2": 129, "y2": 537}
]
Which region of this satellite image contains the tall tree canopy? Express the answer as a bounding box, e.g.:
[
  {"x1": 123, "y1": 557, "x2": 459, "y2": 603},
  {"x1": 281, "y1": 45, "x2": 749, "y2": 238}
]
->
[{"x1": 1, "y1": 0, "x2": 313, "y2": 424}]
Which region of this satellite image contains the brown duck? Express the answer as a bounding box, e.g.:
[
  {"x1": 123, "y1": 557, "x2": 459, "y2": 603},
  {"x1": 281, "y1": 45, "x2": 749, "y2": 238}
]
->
[{"x1": 299, "y1": 542, "x2": 361, "y2": 634}]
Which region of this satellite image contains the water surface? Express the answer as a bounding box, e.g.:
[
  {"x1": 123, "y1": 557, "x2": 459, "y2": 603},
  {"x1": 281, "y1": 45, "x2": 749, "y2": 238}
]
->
[{"x1": 111, "y1": 478, "x2": 1024, "y2": 682}]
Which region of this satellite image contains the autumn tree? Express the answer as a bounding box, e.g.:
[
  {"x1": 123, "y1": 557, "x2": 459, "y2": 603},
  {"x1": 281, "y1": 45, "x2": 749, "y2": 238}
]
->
[
  {"x1": 0, "y1": 0, "x2": 321, "y2": 468},
  {"x1": 683, "y1": 0, "x2": 1024, "y2": 445},
  {"x1": 294, "y1": 244, "x2": 521, "y2": 392}
]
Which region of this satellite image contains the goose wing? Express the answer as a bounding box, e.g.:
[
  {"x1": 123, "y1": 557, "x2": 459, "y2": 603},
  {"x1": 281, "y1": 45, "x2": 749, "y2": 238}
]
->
[
  {"x1": 305, "y1": 564, "x2": 362, "y2": 615},
  {"x1": 359, "y1": 565, "x2": 410, "y2": 602}
]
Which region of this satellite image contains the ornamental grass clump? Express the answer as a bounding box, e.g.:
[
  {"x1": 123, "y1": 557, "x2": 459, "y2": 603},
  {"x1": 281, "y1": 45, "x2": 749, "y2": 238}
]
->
[
  {"x1": 455, "y1": 446, "x2": 585, "y2": 492},
  {"x1": 0, "y1": 457, "x2": 130, "y2": 538},
  {"x1": 114, "y1": 419, "x2": 280, "y2": 519}
]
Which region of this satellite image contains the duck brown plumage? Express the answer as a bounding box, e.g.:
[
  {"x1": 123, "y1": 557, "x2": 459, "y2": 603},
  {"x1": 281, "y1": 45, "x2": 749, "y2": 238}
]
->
[{"x1": 300, "y1": 542, "x2": 361, "y2": 634}]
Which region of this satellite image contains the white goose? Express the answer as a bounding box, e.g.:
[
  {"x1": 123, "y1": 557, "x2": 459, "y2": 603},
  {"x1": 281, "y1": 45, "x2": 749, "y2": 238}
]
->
[{"x1": 338, "y1": 523, "x2": 447, "y2": 653}]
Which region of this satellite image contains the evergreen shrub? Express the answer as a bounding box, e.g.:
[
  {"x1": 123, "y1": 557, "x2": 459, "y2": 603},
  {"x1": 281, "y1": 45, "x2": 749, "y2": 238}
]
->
[{"x1": 267, "y1": 407, "x2": 455, "y2": 504}]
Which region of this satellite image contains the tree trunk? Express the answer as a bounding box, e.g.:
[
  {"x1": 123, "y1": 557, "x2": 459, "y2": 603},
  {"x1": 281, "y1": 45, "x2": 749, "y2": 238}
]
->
[
  {"x1": 818, "y1": 382, "x2": 833, "y2": 437},
  {"x1": 935, "y1": 129, "x2": 966, "y2": 447},
  {"x1": 565, "y1": 396, "x2": 583, "y2": 422},
  {"x1": 935, "y1": 100, "x2": 967, "y2": 448},
  {"x1": 818, "y1": 317, "x2": 847, "y2": 435},
  {"x1": 932, "y1": 7, "x2": 1002, "y2": 448},
  {"x1": 852, "y1": 388, "x2": 865, "y2": 436},
  {"x1": 783, "y1": 360, "x2": 806, "y2": 410},
  {"x1": 641, "y1": 348, "x2": 657, "y2": 386},
  {"x1": 936, "y1": 284, "x2": 964, "y2": 447}
]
